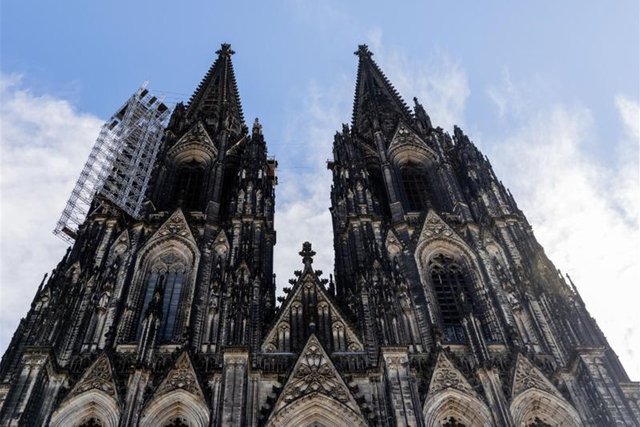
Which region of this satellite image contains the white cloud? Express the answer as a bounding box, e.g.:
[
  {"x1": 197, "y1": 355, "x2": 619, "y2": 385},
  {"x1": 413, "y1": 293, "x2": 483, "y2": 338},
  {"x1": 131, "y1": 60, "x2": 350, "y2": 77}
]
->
[
  {"x1": 273, "y1": 77, "x2": 352, "y2": 287},
  {"x1": 487, "y1": 67, "x2": 523, "y2": 119},
  {"x1": 0, "y1": 74, "x2": 103, "y2": 352},
  {"x1": 488, "y1": 93, "x2": 640, "y2": 380}
]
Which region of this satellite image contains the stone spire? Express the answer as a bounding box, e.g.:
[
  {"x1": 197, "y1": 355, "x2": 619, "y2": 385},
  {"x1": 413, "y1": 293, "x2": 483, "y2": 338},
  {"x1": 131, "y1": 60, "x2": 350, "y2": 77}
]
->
[
  {"x1": 351, "y1": 44, "x2": 413, "y2": 139},
  {"x1": 185, "y1": 43, "x2": 246, "y2": 138}
]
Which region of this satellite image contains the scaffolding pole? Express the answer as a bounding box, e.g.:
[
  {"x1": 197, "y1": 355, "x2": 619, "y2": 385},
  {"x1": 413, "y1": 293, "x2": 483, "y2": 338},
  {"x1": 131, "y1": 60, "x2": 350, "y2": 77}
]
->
[{"x1": 54, "y1": 84, "x2": 171, "y2": 243}]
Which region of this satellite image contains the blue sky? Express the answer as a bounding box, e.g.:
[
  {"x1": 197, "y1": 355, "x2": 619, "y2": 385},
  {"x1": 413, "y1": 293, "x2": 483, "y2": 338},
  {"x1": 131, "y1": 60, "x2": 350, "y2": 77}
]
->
[{"x1": 1, "y1": 1, "x2": 638, "y2": 378}]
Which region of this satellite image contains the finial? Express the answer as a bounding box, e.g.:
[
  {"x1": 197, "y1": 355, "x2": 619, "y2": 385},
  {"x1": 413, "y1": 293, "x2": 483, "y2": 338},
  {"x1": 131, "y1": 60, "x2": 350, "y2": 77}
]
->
[
  {"x1": 253, "y1": 117, "x2": 262, "y2": 135},
  {"x1": 355, "y1": 44, "x2": 373, "y2": 58},
  {"x1": 216, "y1": 43, "x2": 235, "y2": 57},
  {"x1": 299, "y1": 241, "x2": 316, "y2": 267}
]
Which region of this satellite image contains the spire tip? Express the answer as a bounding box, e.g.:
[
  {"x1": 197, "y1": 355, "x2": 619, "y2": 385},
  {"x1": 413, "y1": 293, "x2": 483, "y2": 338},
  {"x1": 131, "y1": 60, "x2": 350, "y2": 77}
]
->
[
  {"x1": 216, "y1": 43, "x2": 235, "y2": 57},
  {"x1": 355, "y1": 44, "x2": 373, "y2": 58}
]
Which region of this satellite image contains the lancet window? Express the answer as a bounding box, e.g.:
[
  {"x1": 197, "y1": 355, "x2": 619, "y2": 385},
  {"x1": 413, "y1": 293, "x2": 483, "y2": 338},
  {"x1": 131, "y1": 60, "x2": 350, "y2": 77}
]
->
[
  {"x1": 400, "y1": 162, "x2": 430, "y2": 211},
  {"x1": 137, "y1": 251, "x2": 189, "y2": 343},
  {"x1": 174, "y1": 162, "x2": 204, "y2": 210},
  {"x1": 429, "y1": 253, "x2": 472, "y2": 343}
]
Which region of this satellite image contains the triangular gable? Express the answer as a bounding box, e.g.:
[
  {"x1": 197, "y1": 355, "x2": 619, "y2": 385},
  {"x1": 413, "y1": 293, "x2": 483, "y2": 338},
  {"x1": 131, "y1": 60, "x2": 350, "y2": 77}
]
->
[
  {"x1": 418, "y1": 210, "x2": 466, "y2": 245},
  {"x1": 271, "y1": 335, "x2": 363, "y2": 416},
  {"x1": 67, "y1": 354, "x2": 119, "y2": 401},
  {"x1": 262, "y1": 272, "x2": 363, "y2": 353},
  {"x1": 388, "y1": 122, "x2": 436, "y2": 159},
  {"x1": 212, "y1": 229, "x2": 230, "y2": 255},
  {"x1": 168, "y1": 121, "x2": 218, "y2": 159},
  {"x1": 511, "y1": 353, "x2": 561, "y2": 399},
  {"x1": 426, "y1": 352, "x2": 476, "y2": 400},
  {"x1": 154, "y1": 351, "x2": 205, "y2": 401},
  {"x1": 114, "y1": 229, "x2": 130, "y2": 248},
  {"x1": 148, "y1": 209, "x2": 197, "y2": 246},
  {"x1": 385, "y1": 229, "x2": 403, "y2": 257}
]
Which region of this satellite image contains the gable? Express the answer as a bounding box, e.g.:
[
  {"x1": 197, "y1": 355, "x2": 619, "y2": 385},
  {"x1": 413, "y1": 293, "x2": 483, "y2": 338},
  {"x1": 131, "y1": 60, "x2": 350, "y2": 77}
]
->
[
  {"x1": 154, "y1": 352, "x2": 205, "y2": 401},
  {"x1": 67, "y1": 354, "x2": 118, "y2": 402},
  {"x1": 146, "y1": 209, "x2": 198, "y2": 249},
  {"x1": 388, "y1": 122, "x2": 437, "y2": 163},
  {"x1": 270, "y1": 335, "x2": 363, "y2": 417},
  {"x1": 168, "y1": 121, "x2": 217, "y2": 163},
  {"x1": 511, "y1": 353, "x2": 561, "y2": 399},
  {"x1": 262, "y1": 272, "x2": 363, "y2": 354},
  {"x1": 426, "y1": 352, "x2": 476, "y2": 400}
]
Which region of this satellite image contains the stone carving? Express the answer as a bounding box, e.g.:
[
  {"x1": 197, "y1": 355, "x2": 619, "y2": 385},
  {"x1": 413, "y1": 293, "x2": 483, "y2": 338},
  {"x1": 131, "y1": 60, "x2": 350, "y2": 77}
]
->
[
  {"x1": 167, "y1": 121, "x2": 217, "y2": 159},
  {"x1": 387, "y1": 123, "x2": 437, "y2": 165},
  {"x1": 511, "y1": 353, "x2": 557, "y2": 398},
  {"x1": 421, "y1": 211, "x2": 455, "y2": 239},
  {"x1": 155, "y1": 352, "x2": 204, "y2": 398},
  {"x1": 427, "y1": 352, "x2": 475, "y2": 398},
  {"x1": 276, "y1": 335, "x2": 355, "y2": 412},
  {"x1": 262, "y1": 246, "x2": 363, "y2": 353},
  {"x1": 150, "y1": 209, "x2": 196, "y2": 245},
  {"x1": 68, "y1": 355, "x2": 117, "y2": 399}
]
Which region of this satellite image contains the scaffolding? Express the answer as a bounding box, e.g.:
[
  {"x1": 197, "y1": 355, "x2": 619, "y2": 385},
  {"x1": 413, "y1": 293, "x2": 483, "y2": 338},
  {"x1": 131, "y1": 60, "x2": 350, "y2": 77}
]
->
[{"x1": 54, "y1": 84, "x2": 171, "y2": 243}]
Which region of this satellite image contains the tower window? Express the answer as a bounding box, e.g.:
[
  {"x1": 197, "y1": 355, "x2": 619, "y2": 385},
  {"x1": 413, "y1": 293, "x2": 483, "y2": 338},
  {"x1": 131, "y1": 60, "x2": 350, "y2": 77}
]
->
[
  {"x1": 137, "y1": 252, "x2": 188, "y2": 343},
  {"x1": 400, "y1": 164, "x2": 429, "y2": 211},
  {"x1": 174, "y1": 163, "x2": 204, "y2": 210},
  {"x1": 429, "y1": 253, "x2": 471, "y2": 343}
]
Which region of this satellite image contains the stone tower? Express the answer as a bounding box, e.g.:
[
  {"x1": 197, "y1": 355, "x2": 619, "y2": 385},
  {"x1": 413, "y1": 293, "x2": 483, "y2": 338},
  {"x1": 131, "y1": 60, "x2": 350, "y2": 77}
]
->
[{"x1": 0, "y1": 44, "x2": 639, "y2": 426}]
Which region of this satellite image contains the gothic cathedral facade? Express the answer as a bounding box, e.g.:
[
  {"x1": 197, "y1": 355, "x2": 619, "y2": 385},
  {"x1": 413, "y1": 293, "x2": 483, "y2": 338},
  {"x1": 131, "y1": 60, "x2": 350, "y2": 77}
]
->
[{"x1": 0, "y1": 45, "x2": 638, "y2": 426}]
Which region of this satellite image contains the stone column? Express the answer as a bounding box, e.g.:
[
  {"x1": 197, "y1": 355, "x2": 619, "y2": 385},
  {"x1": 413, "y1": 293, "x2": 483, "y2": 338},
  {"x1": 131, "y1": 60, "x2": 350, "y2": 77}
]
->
[
  {"x1": 220, "y1": 347, "x2": 249, "y2": 427},
  {"x1": 380, "y1": 346, "x2": 421, "y2": 427}
]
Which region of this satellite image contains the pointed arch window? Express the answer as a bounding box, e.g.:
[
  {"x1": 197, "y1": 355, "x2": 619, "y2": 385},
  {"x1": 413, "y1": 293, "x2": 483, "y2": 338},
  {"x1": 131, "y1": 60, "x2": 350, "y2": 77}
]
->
[
  {"x1": 137, "y1": 252, "x2": 189, "y2": 343},
  {"x1": 400, "y1": 162, "x2": 430, "y2": 211},
  {"x1": 174, "y1": 162, "x2": 204, "y2": 210},
  {"x1": 429, "y1": 253, "x2": 472, "y2": 343}
]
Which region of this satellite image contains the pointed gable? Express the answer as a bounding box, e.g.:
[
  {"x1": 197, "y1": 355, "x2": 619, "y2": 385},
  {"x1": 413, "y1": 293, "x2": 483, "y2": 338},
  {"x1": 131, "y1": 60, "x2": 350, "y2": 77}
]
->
[
  {"x1": 271, "y1": 335, "x2": 362, "y2": 415},
  {"x1": 352, "y1": 45, "x2": 413, "y2": 141},
  {"x1": 67, "y1": 354, "x2": 119, "y2": 401},
  {"x1": 167, "y1": 121, "x2": 218, "y2": 162},
  {"x1": 185, "y1": 43, "x2": 245, "y2": 139},
  {"x1": 262, "y1": 243, "x2": 363, "y2": 354},
  {"x1": 154, "y1": 352, "x2": 205, "y2": 400},
  {"x1": 388, "y1": 122, "x2": 437, "y2": 162},
  {"x1": 511, "y1": 353, "x2": 561, "y2": 399},
  {"x1": 418, "y1": 210, "x2": 466, "y2": 245},
  {"x1": 426, "y1": 352, "x2": 476, "y2": 399},
  {"x1": 149, "y1": 209, "x2": 197, "y2": 245}
]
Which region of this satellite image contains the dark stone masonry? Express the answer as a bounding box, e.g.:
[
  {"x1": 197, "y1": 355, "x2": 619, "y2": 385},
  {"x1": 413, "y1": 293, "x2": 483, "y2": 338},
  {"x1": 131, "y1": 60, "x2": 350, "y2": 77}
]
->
[{"x1": 1, "y1": 44, "x2": 638, "y2": 426}]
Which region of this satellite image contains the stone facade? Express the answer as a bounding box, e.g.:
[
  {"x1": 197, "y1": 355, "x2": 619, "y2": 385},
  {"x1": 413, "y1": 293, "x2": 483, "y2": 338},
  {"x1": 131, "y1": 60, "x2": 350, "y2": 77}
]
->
[{"x1": 0, "y1": 44, "x2": 638, "y2": 426}]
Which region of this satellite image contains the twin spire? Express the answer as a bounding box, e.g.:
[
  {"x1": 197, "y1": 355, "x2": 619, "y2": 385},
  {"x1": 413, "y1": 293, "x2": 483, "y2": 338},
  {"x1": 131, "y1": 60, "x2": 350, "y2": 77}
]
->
[{"x1": 184, "y1": 43, "x2": 423, "y2": 141}]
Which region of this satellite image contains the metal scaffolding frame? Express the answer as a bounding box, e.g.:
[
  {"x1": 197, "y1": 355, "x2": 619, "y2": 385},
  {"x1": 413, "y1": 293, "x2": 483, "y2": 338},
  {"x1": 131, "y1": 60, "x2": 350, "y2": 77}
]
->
[{"x1": 54, "y1": 84, "x2": 171, "y2": 243}]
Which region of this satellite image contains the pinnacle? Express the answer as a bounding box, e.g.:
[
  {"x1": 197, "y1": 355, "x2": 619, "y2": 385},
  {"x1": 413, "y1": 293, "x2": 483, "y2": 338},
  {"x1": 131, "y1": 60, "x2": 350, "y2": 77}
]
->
[{"x1": 299, "y1": 241, "x2": 316, "y2": 267}]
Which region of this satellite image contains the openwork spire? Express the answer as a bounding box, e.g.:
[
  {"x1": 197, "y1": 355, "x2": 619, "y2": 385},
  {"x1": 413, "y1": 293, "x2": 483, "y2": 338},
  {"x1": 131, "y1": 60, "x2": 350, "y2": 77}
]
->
[
  {"x1": 351, "y1": 44, "x2": 413, "y2": 139},
  {"x1": 186, "y1": 43, "x2": 246, "y2": 137}
]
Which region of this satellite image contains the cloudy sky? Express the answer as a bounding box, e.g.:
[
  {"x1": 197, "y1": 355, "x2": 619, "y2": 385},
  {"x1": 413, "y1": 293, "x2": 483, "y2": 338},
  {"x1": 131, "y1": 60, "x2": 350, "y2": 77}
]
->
[{"x1": 1, "y1": 1, "x2": 638, "y2": 379}]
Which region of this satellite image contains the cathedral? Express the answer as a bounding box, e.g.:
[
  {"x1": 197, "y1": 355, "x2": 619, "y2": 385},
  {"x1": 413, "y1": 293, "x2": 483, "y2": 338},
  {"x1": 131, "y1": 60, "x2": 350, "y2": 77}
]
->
[{"x1": 0, "y1": 44, "x2": 638, "y2": 426}]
